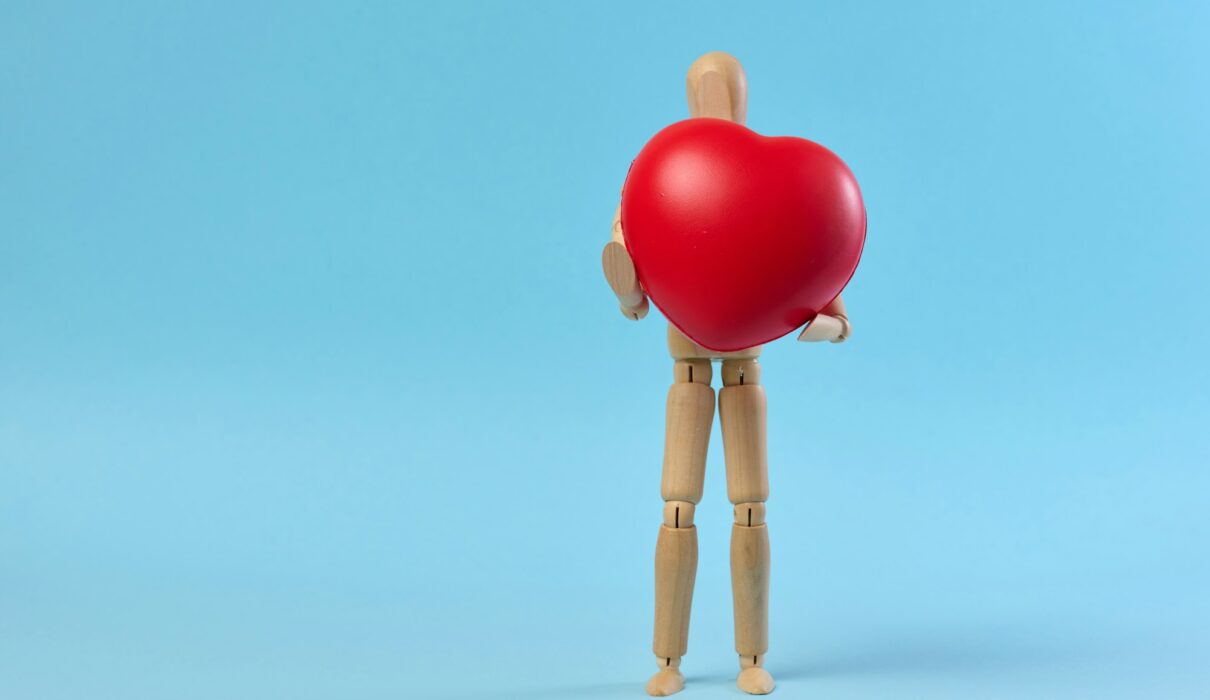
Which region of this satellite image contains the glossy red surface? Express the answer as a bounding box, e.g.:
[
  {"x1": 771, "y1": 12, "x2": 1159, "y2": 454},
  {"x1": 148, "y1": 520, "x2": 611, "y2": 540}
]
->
[{"x1": 621, "y1": 118, "x2": 866, "y2": 351}]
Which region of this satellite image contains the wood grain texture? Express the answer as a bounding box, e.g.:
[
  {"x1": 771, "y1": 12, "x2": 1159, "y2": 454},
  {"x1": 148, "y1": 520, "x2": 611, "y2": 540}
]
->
[
  {"x1": 799, "y1": 294, "x2": 850, "y2": 342},
  {"x1": 603, "y1": 240, "x2": 644, "y2": 307},
  {"x1": 654, "y1": 524, "x2": 698, "y2": 659},
  {"x1": 733, "y1": 501, "x2": 766, "y2": 527},
  {"x1": 719, "y1": 382, "x2": 769, "y2": 506},
  {"x1": 602, "y1": 240, "x2": 649, "y2": 320},
  {"x1": 740, "y1": 654, "x2": 766, "y2": 670},
  {"x1": 720, "y1": 358, "x2": 762, "y2": 387},
  {"x1": 720, "y1": 356, "x2": 770, "y2": 660},
  {"x1": 686, "y1": 51, "x2": 748, "y2": 124},
  {"x1": 611, "y1": 204, "x2": 625, "y2": 243},
  {"x1": 793, "y1": 314, "x2": 851, "y2": 343},
  {"x1": 730, "y1": 522, "x2": 770, "y2": 657},
  {"x1": 661, "y1": 380, "x2": 714, "y2": 504},
  {"x1": 672, "y1": 358, "x2": 712, "y2": 385},
  {"x1": 663, "y1": 500, "x2": 697, "y2": 528}
]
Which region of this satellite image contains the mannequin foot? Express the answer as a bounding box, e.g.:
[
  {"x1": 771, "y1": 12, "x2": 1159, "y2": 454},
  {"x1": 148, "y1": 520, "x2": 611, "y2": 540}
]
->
[
  {"x1": 646, "y1": 657, "x2": 685, "y2": 696},
  {"x1": 737, "y1": 667, "x2": 774, "y2": 694},
  {"x1": 737, "y1": 655, "x2": 774, "y2": 695}
]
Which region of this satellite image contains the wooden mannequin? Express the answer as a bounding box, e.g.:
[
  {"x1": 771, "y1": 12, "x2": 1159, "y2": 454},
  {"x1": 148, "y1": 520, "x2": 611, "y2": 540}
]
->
[{"x1": 603, "y1": 52, "x2": 851, "y2": 697}]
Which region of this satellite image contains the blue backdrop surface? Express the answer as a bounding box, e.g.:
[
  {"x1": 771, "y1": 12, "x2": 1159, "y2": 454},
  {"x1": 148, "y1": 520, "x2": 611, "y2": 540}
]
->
[{"x1": 2, "y1": 2, "x2": 1208, "y2": 699}]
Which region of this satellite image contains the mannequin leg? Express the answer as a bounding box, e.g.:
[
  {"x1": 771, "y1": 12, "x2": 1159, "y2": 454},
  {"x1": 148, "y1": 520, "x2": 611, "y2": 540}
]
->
[
  {"x1": 719, "y1": 359, "x2": 774, "y2": 695},
  {"x1": 648, "y1": 358, "x2": 713, "y2": 696}
]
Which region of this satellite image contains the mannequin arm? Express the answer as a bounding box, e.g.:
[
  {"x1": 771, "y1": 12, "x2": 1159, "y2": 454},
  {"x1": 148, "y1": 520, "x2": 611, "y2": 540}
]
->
[
  {"x1": 797, "y1": 296, "x2": 852, "y2": 343},
  {"x1": 602, "y1": 205, "x2": 649, "y2": 320}
]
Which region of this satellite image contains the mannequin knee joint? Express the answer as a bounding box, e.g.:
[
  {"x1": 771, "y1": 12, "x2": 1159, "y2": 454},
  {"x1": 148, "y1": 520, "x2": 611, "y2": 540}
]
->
[
  {"x1": 733, "y1": 502, "x2": 765, "y2": 526},
  {"x1": 663, "y1": 500, "x2": 696, "y2": 528},
  {"x1": 722, "y1": 359, "x2": 761, "y2": 386},
  {"x1": 673, "y1": 359, "x2": 712, "y2": 385}
]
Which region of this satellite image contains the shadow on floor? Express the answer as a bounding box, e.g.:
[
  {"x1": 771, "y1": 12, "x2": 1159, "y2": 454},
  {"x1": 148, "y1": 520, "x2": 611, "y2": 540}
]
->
[{"x1": 775, "y1": 626, "x2": 1098, "y2": 682}]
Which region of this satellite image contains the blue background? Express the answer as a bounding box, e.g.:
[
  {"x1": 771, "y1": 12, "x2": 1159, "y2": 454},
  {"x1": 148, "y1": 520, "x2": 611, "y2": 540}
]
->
[{"x1": 2, "y1": 2, "x2": 1208, "y2": 698}]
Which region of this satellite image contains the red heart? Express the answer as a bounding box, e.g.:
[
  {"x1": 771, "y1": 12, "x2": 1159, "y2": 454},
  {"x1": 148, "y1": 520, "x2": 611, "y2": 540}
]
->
[{"x1": 621, "y1": 118, "x2": 866, "y2": 352}]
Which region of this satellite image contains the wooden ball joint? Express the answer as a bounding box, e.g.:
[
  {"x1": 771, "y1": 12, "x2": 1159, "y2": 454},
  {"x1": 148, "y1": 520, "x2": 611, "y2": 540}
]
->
[{"x1": 600, "y1": 51, "x2": 857, "y2": 696}]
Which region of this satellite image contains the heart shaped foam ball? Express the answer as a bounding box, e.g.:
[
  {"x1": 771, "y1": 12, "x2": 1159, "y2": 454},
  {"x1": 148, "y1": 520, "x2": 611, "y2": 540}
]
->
[{"x1": 621, "y1": 118, "x2": 866, "y2": 352}]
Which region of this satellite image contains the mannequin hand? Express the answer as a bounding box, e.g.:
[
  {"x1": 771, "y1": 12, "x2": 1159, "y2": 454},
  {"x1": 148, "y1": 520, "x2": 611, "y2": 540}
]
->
[
  {"x1": 602, "y1": 241, "x2": 648, "y2": 320},
  {"x1": 797, "y1": 314, "x2": 851, "y2": 343},
  {"x1": 602, "y1": 206, "x2": 648, "y2": 320}
]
